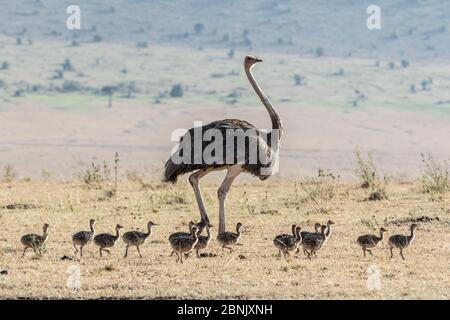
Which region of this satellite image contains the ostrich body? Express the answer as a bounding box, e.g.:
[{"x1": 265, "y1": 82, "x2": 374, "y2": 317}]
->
[
  {"x1": 296, "y1": 222, "x2": 321, "y2": 255},
  {"x1": 94, "y1": 224, "x2": 124, "y2": 257},
  {"x1": 388, "y1": 224, "x2": 417, "y2": 260},
  {"x1": 72, "y1": 219, "x2": 96, "y2": 257},
  {"x1": 274, "y1": 225, "x2": 302, "y2": 260},
  {"x1": 170, "y1": 226, "x2": 200, "y2": 263},
  {"x1": 21, "y1": 223, "x2": 49, "y2": 257},
  {"x1": 300, "y1": 225, "x2": 327, "y2": 259},
  {"x1": 122, "y1": 221, "x2": 157, "y2": 258},
  {"x1": 163, "y1": 56, "x2": 283, "y2": 234},
  {"x1": 217, "y1": 222, "x2": 243, "y2": 252},
  {"x1": 357, "y1": 227, "x2": 387, "y2": 257}
]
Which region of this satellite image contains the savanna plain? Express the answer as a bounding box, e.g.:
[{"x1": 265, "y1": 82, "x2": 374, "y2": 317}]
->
[
  {"x1": 0, "y1": 160, "x2": 448, "y2": 299},
  {"x1": 1, "y1": 0, "x2": 450, "y2": 300}
]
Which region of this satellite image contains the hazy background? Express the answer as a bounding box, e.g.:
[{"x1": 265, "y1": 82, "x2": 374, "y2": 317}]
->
[{"x1": 0, "y1": 0, "x2": 450, "y2": 180}]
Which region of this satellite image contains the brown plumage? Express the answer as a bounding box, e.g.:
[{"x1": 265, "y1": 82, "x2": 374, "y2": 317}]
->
[
  {"x1": 168, "y1": 221, "x2": 197, "y2": 242},
  {"x1": 163, "y1": 56, "x2": 283, "y2": 234},
  {"x1": 93, "y1": 224, "x2": 124, "y2": 257},
  {"x1": 300, "y1": 222, "x2": 321, "y2": 240},
  {"x1": 193, "y1": 224, "x2": 214, "y2": 258},
  {"x1": 274, "y1": 225, "x2": 302, "y2": 260},
  {"x1": 217, "y1": 222, "x2": 243, "y2": 253},
  {"x1": 356, "y1": 227, "x2": 387, "y2": 257},
  {"x1": 123, "y1": 221, "x2": 157, "y2": 258},
  {"x1": 169, "y1": 221, "x2": 197, "y2": 257},
  {"x1": 72, "y1": 219, "x2": 96, "y2": 257},
  {"x1": 300, "y1": 225, "x2": 327, "y2": 259},
  {"x1": 389, "y1": 224, "x2": 417, "y2": 260},
  {"x1": 21, "y1": 223, "x2": 49, "y2": 257},
  {"x1": 169, "y1": 226, "x2": 200, "y2": 263}
]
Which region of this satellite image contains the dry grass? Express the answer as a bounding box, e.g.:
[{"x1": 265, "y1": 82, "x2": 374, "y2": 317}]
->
[{"x1": 0, "y1": 179, "x2": 449, "y2": 299}]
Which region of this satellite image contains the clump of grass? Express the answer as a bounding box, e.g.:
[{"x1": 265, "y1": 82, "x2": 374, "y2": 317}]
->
[
  {"x1": 241, "y1": 191, "x2": 257, "y2": 215},
  {"x1": 295, "y1": 169, "x2": 338, "y2": 215},
  {"x1": 78, "y1": 153, "x2": 119, "y2": 198},
  {"x1": 2, "y1": 164, "x2": 17, "y2": 182},
  {"x1": 355, "y1": 148, "x2": 388, "y2": 200},
  {"x1": 420, "y1": 153, "x2": 449, "y2": 194},
  {"x1": 112, "y1": 152, "x2": 119, "y2": 196},
  {"x1": 300, "y1": 169, "x2": 338, "y2": 202},
  {"x1": 103, "y1": 264, "x2": 116, "y2": 272},
  {"x1": 126, "y1": 170, "x2": 151, "y2": 190},
  {"x1": 79, "y1": 161, "x2": 109, "y2": 189}
]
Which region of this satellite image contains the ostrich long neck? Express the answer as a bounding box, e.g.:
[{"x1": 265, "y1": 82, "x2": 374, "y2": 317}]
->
[
  {"x1": 296, "y1": 228, "x2": 302, "y2": 243},
  {"x1": 408, "y1": 227, "x2": 416, "y2": 244},
  {"x1": 114, "y1": 227, "x2": 121, "y2": 240},
  {"x1": 90, "y1": 223, "x2": 95, "y2": 234},
  {"x1": 291, "y1": 225, "x2": 296, "y2": 236},
  {"x1": 236, "y1": 225, "x2": 242, "y2": 236},
  {"x1": 378, "y1": 230, "x2": 385, "y2": 241},
  {"x1": 245, "y1": 65, "x2": 283, "y2": 139},
  {"x1": 146, "y1": 225, "x2": 153, "y2": 238},
  {"x1": 325, "y1": 225, "x2": 332, "y2": 238}
]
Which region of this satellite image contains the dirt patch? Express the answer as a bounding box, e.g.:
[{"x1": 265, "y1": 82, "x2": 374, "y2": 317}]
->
[
  {"x1": 2, "y1": 203, "x2": 38, "y2": 210},
  {"x1": 388, "y1": 215, "x2": 440, "y2": 226}
]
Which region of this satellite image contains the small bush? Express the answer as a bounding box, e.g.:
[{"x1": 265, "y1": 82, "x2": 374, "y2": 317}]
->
[
  {"x1": 194, "y1": 23, "x2": 205, "y2": 35},
  {"x1": 2, "y1": 165, "x2": 17, "y2": 182},
  {"x1": 170, "y1": 84, "x2": 183, "y2": 98},
  {"x1": 62, "y1": 58, "x2": 73, "y2": 71},
  {"x1": 420, "y1": 153, "x2": 449, "y2": 194},
  {"x1": 61, "y1": 81, "x2": 81, "y2": 92},
  {"x1": 136, "y1": 42, "x2": 148, "y2": 48},
  {"x1": 52, "y1": 70, "x2": 64, "y2": 80},
  {"x1": 79, "y1": 161, "x2": 110, "y2": 189},
  {"x1": 401, "y1": 59, "x2": 410, "y2": 68},
  {"x1": 93, "y1": 35, "x2": 103, "y2": 43},
  {"x1": 355, "y1": 149, "x2": 388, "y2": 201},
  {"x1": 227, "y1": 48, "x2": 234, "y2": 59},
  {"x1": 315, "y1": 47, "x2": 324, "y2": 57},
  {"x1": 293, "y1": 74, "x2": 304, "y2": 86},
  {"x1": 13, "y1": 89, "x2": 25, "y2": 97},
  {"x1": 0, "y1": 62, "x2": 9, "y2": 70},
  {"x1": 300, "y1": 169, "x2": 338, "y2": 202}
]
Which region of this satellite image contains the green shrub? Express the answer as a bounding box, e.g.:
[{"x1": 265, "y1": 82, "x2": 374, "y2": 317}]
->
[
  {"x1": 2, "y1": 164, "x2": 17, "y2": 182},
  {"x1": 62, "y1": 81, "x2": 82, "y2": 92},
  {"x1": 354, "y1": 148, "x2": 388, "y2": 201},
  {"x1": 170, "y1": 84, "x2": 183, "y2": 97},
  {"x1": 420, "y1": 153, "x2": 449, "y2": 194}
]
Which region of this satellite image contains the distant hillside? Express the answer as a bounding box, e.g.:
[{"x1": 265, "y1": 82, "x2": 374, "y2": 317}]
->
[{"x1": 0, "y1": 0, "x2": 449, "y2": 60}]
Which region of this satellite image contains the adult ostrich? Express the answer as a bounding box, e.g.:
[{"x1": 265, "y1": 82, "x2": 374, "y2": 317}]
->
[{"x1": 163, "y1": 55, "x2": 283, "y2": 234}]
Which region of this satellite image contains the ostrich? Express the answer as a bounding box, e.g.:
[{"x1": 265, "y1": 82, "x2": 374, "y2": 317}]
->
[{"x1": 163, "y1": 55, "x2": 283, "y2": 234}]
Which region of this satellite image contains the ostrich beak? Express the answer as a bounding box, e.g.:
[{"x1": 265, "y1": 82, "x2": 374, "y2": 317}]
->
[{"x1": 255, "y1": 57, "x2": 263, "y2": 62}]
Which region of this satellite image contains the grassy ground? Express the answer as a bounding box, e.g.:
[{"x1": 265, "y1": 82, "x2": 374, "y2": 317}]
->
[{"x1": 0, "y1": 178, "x2": 448, "y2": 299}]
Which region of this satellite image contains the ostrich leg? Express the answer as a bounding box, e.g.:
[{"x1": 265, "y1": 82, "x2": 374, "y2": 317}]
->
[
  {"x1": 189, "y1": 168, "x2": 214, "y2": 231},
  {"x1": 217, "y1": 165, "x2": 242, "y2": 234}
]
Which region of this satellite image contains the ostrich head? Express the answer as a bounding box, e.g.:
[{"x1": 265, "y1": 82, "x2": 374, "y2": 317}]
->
[
  {"x1": 244, "y1": 55, "x2": 262, "y2": 69},
  {"x1": 148, "y1": 221, "x2": 158, "y2": 227}
]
